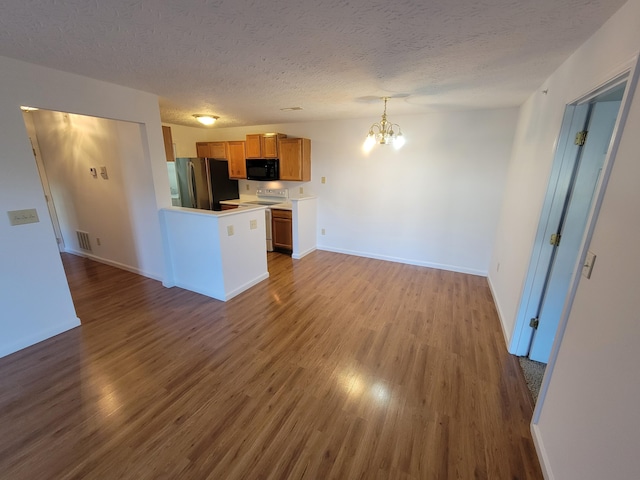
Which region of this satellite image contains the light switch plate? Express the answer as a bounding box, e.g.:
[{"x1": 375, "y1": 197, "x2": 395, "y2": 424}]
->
[
  {"x1": 8, "y1": 208, "x2": 39, "y2": 226},
  {"x1": 250, "y1": 219, "x2": 257, "y2": 230},
  {"x1": 227, "y1": 225, "x2": 234, "y2": 236},
  {"x1": 582, "y1": 250, "x2": 596, "y2": 279}
]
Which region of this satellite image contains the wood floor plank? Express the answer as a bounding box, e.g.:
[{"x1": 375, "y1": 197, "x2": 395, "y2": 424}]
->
[{"x1": 0, "y1": 251, "x2": 542, "y2": 479}]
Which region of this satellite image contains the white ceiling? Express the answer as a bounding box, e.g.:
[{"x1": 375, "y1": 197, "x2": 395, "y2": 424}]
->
[{"x1": 0, "y1": 0, "x2": 626, "y2": 128}]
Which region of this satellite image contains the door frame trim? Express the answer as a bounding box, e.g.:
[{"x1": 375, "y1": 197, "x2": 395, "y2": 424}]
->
[{"x1": 532, "y1": 54, "x2": 640, "y2": 422}]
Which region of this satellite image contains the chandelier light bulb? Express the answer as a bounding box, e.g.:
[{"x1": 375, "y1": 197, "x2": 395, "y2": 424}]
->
[{"x1": 393, "y1": 132, "x2": 405, "y2": 149}]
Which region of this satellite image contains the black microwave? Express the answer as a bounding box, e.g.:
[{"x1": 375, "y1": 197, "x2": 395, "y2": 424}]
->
[{"x1": 246, "y1": 159, "x2": 279, "y2": 181}]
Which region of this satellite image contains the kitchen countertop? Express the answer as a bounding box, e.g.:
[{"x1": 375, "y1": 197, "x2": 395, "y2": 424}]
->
[
  {"x1": 164, "y1": 204, "x2": 266, "y2": 216},
  {"x1": 220, "y1": 198, "x2": 292, "y2": 210},
  {"x1": 220, "y1": 195, "x2": 317, "y2": 211}
]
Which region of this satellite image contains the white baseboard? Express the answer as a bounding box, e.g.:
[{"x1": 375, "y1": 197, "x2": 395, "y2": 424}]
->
[
  {"x1": 487, "y1": 275, "x2": 512, "y2": 348},
  {"x1": 0, "y1": 317, "x2": 81, "y2": 359},
  {"x1": 531, "y1": 423, "x2": 553, "y2": 480},
  {"x1": 65, "y1": 249, "x2": 162, "y2": 281},
  {"x1": 172, "y1": 272, "x2": 270, "y2": 302},
  {"x1": 292, "y1": 246, "x2": 316, "y2": 260},
  {"x1": 224, "y1": 272, "x2": 270, "y2": 300},
  {"x1": 316, "y1": 245, "x2": 487, "y2": 276}
]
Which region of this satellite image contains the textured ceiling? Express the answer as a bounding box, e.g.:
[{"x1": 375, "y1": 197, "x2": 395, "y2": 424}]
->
[{"x1": 0, "y1": 0, "x2": 626, "y2": 127}]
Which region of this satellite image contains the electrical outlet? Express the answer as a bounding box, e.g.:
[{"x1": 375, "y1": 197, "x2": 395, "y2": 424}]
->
[
  {"x1": 99, "y1": 166, "x2": 108, "y2": 179},
  {"x1": 250, "y1": 219, "x2": 257, "y2": 230},
  {"x1": 246, "y1": 184, "x2": 250, "y2": 191},
  {"x1": 299, "y1": 187, "x2": 304, "y2": 194},
  {"x1": 96, "y1": 237, "x2": 101, "y2": 246},
  {"x1": 8, "y1": 208, "x2": 39, "y2": 226},
  {"x1": 321, "y1": 228, "x2": 325, "y2": 235},
  {"x1": 227, "y1": 225, "x2": 234, "y2": 236}
]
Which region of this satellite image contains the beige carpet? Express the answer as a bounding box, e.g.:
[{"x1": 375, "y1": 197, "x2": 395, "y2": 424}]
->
[{"x1": 518, "y1": 357, "x2": 546, "y2": 403}]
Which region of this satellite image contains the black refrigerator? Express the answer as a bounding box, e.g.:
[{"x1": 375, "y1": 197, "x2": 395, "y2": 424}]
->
[{"x1": 175, "y1": 158, "x2": 239, "y2": 211}]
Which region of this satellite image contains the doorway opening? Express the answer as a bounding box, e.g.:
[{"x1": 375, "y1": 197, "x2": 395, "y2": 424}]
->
[
  {"x1": 510, "y1": 73, "x2": 632, "y2": 369},
  {"x1": 21, "y1": 108, "x2": 163, "y2": 284}
]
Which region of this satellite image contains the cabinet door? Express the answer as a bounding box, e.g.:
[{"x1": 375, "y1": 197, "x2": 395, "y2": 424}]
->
[
  {"x1": 196, "y1": 142, "x2": 210, "y2": 158},
  {"x1": 162, "y1": 126, "x2": 174, "y2": 162},
  {"x1": 262, "y1": 135, "x2": 279, "y2": 158},
  {"x1": 227, "y1": 141, "x2": 247, "y2": 179},
  {"x1": 279, "y1": 138, "x2": 311, "y2": 181},
  {"x1": 209, "y1": 142, "x2": 228, "y2": 159},
  {"x1": 271, "y1": 209, "x2": 293, "y2": 251},
  {"x1": 245, "y1": 134, "x2": 262, "y2": 158}
]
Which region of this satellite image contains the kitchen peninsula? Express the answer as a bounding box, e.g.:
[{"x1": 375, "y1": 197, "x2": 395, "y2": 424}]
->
[{"x1": 159, "y1": 205, "x2": 269, "y2": 301}]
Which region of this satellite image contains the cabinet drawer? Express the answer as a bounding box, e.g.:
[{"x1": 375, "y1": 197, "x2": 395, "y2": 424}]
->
[{"x1": 271, "y1": 209, "x2": 292, "y2": 219}]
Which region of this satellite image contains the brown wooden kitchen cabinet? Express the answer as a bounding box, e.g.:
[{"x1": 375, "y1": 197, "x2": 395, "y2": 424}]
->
[
  {"x1": 196, "y1": 141, "x2": 228, "y2": 159},
  {"x1": 271, "y1": 209, "x2": 293, "y2": 253},
  {"x1": 245, "y1": 133, "x2": 287, "y2": 159},
  {"x1": 279, "y1": 138, "x2": 311, "y2": 181},
  {"x1": 162, "y1": 126, "x2": 174, "y2": 162},
  {"x1": 227, "y1": 141, "x2": 247, "y2": 179}
]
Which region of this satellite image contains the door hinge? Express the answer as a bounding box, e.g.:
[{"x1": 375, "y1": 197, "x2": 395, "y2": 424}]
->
[
  {"x1": 530, "y1": 318, "x2": 539, "y2": 329},
  {"x1": 574, "y1": 130, "x2": 588, "y2": 146},
  {"x1": 550, "y1": 233, "x2": 561, "y2": 246}
]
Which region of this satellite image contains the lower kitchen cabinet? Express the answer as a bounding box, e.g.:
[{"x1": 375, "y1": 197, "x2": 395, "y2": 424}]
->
[{"x1": 271, "y1": 209, "x2": 293, "y2": 253}]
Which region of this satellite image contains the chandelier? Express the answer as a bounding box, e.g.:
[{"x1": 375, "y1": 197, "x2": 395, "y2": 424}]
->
[{"x1": 364, "y1": 97, "x2": 405, "y2": 151}]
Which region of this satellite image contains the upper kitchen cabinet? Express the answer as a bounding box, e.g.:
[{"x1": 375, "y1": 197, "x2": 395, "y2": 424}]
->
[
  {"x1": 245, "y1": 133, "x2": 287, "y2": 159},
  {"x1": 227, "y1": 141, "x2": 247, "y2": 179},
  {"x1": 279, "y1": 138, "x2": 311, "y2": 181},
  {"x1": 196, "y1": 141, "x2": 228, "y2": 159},
  {"x1": 162, "y1": 126, "x2": 174, "y2": 162}
]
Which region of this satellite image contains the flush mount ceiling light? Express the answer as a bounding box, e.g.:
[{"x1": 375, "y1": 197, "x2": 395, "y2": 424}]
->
[
  {"x1": 20, "y1": 105, "x2": 39, "y2": 112},
  {"x1": 364, "y1": 97, "x2": 405, "y2": 151},
  {"x1": 193, "y1": 114, "x2": 219, "y2": 126}
]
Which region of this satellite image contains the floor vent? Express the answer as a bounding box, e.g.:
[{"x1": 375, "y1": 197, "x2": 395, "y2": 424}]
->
[{"x1": 76, "y1": 231, "x2": 92, "y2": 252}]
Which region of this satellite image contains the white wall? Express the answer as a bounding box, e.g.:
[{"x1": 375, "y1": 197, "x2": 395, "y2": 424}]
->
[
  {"x1": 489, "y1": 1, "x2": 640, "y2": 341},
  {"x1": 167, "y1": 107, "x2": 518, "y2": 275},
  {"x1": 0, "y1": 55, "x2": 170, "y2": 358},
  {"x1": 160, "y1": 207, "x2": 269, "y2": 300},
  {"x1": 489, "y1": 0, "x2": 640, "y2": 477},
  {"x1": 31, "y1": 111, "x2": 163, "y2": 278},
  {"x1": 292, "y1": 197, "x2": 318, "y2": 259}
]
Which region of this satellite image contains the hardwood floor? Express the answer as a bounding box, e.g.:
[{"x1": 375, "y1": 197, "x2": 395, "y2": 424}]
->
[{"x1": 0, "y1": 252, "x2": 542, "y2": 479}]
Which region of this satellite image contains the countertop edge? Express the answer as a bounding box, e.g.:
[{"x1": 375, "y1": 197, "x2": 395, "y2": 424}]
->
[{"x1": 161, "y1": 205, "x2": 266, "y2": 217}]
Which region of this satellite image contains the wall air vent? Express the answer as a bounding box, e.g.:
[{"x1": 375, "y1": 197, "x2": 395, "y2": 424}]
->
[{"x1": 76, "y1": 231, "x2": 92, "y2": 252}]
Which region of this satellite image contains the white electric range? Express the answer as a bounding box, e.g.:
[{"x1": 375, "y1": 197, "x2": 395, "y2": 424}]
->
[{"x1": 239, "y1": 189, "x2": 289, "y2": 251}]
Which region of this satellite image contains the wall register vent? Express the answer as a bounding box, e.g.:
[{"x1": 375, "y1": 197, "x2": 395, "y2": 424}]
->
[{"x1": 76, "y1": 231, "x2": 92, "y2": 251}]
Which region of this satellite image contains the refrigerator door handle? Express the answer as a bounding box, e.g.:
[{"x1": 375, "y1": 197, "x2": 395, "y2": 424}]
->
[
  {"x1": 187, "y1": 161, "x2": 196, "y2": 208},
  {"x1": 205, "y1": 159, "x2": 214, "y2": 210}
]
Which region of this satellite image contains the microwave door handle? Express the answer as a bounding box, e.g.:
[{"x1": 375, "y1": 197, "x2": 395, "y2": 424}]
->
[{"x1": 188, "y1": 161, "x2": 196, "y2": 208}]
